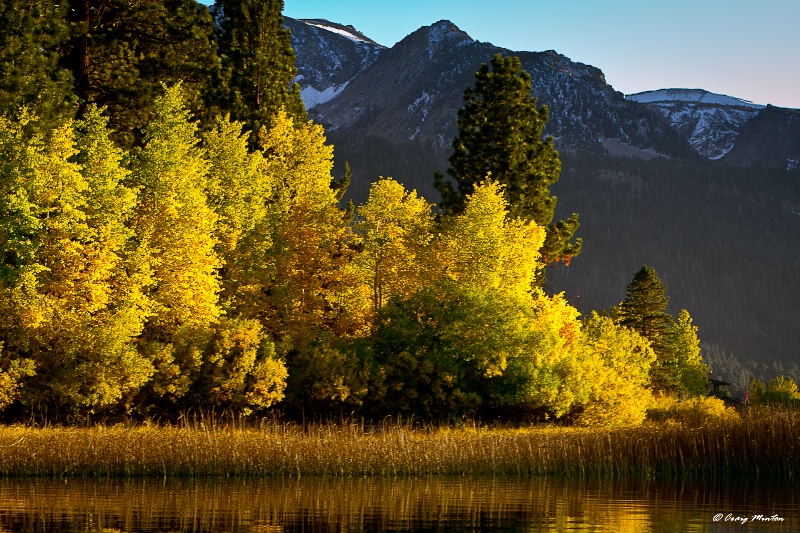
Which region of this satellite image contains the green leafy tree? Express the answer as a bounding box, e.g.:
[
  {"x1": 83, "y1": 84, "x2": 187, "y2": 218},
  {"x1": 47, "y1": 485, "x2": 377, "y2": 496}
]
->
[
  {"x1": 662, "y1": 310, "x2": 708, "y2": 397},
  {"x1": 371, "y1": 284, "x2": 527, "y2": 420},
  {"x1": 213, "y1": 0, "x2": 306, "y2": 144},
  {"x1": 0, "y1": 1, "x2": 76, "y2": 130},
  {"x1": 764, "y1": 376, "x2": 800, "y2": 404},
  {"x1": 748, "y1": 376, "x2": 765, "y2": 404},
  {"x1": 434, "y1": 54, "x2": 581, "y2": 268},
  {"x1": 202, "y1": 114, "x2": 269, "y2": 274}
]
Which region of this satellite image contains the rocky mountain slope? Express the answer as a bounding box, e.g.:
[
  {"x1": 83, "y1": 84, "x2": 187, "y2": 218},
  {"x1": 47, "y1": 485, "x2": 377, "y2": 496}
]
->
[
  {"x1": 287, "y1": 17, "x2": 799, "y2": 169},
  {"x1": 290, "y1": 18, "x2": 689, "y2": 161},
  {"x1": 626, "y1": 89, "x2": 764, "y2": 161},
  {"x1": 284, "y1": 18, "x2": 384, "y2": 109}
]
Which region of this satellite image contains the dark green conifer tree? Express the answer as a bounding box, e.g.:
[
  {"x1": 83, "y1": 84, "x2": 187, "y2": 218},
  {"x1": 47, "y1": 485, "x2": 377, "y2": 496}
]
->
[
  {"x1": 435, "y1": 54, "x2": 581, "y2": 268},
  {"x1": 618, "y1": 265, "x2": 673, "y2": 344},
  {"x1": 59, "y1": 0, "x2": 218, "y2": 146},
  {"x1": 213, "y1": 0, "x2": 306, "y2": 143},
  {"x1": 617, "y1": 265, "x2": 678, "y2": 391},
  {"x1": 0, "y1": 1, "x2": 76, "y2": 128}
]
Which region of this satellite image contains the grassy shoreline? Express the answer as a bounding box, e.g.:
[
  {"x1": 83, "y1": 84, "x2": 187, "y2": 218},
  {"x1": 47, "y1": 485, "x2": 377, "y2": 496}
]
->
[{"x1": 0, "y1": 409, "x2": 797, "y2": 478}]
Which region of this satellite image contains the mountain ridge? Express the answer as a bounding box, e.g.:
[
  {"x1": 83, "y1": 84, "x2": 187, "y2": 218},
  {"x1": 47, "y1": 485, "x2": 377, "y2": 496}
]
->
[{"x1": 287, "y1": 17, "x2": 799, "y2": 168}]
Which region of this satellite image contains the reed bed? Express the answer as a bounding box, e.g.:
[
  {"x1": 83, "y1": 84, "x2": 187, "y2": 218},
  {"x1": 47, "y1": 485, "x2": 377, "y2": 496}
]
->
[{"x1": 0, "y1": 410, "x2": 797, "y2": 478}]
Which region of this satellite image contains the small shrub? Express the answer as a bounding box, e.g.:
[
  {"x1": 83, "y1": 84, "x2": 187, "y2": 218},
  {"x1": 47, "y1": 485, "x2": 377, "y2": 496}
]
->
[{"x1": 646, "y1": 394, "x2": 738, "y2": 427}]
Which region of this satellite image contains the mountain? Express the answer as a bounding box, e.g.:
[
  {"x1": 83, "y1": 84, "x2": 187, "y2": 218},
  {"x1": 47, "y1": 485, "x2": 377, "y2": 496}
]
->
[
  {"x1": 626, "y1": 89, "x2": 764, "y2": 161},
  {"x1": 292, "y1": 19, "x2": 689, "y2": 160},
  {"x1": 284, "y1": 17, "x2": 800, "y2": 368},
  {"x1": 288, "y1": 17, "x2": 800, "y2": 171},
  {"x1": 284, "y1": 18, "x2": 384, "y2": 109},
  {"x1": 722, "y1": 105, "x2": 800, "y2": 169}
]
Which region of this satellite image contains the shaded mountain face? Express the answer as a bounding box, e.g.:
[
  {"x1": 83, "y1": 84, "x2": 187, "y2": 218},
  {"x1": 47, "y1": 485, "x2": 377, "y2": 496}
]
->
[{"x1": 722, "y1": 105, "x2": 800, "y2": 169}]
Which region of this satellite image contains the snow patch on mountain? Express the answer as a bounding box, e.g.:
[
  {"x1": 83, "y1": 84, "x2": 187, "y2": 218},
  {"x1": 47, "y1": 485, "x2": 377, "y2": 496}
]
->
[
  {"x1": 306, "y1": 22, "x2": 366, "y2": 43},
  {"x1": 629, "y1": 89, "x2": 764, "y2": 159},
  {"x1": 300, "y1": 81, "x2": 350, "y2": 109},
  {"x1": 408, "y1": 90, "x2": 435, "y2": 140},
  {"x1": 301, "y1": 20, "x2": 383, "y2": 47},
  {"x1": 408, "y1": 90, "x2": 432, "y2": 119},
  {"x1": 628, "y1": 89, "x2": 765, "y2": 109}
]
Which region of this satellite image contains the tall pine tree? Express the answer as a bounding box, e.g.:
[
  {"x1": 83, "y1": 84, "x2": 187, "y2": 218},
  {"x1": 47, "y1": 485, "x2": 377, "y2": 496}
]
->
[
  {"x1": 58, "y1": 0, "x2": 218, "y2": 146},
  {"x1": 617, "y1": 264, "x2": 679, "y2": 392},
  {"x1": 618, "y1": 265, "x2": 673, "y2": 345},
  {"x1": 435, "y1": 54, "x2": 581, "y2": 269},
  {"x1": 213, "y1": 0, "x2": 306, "y2": 143},
  {"x1": 0, "y1": 1, "x2": 76, "y2": 129}
]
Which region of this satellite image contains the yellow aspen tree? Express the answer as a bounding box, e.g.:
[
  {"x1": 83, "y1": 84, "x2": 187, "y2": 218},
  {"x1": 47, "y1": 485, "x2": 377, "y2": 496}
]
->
[
  {"x1": 131, "y1": 84, "x2": 221, "y2": 402},
  {"x1": 577, "y1": 312, "x2": 656, "y2": 428},
  {"x1": 0, "y1": 114, "x2": 47, "y2": 411},
  {"x1": 504, "y1": 290, "x2": 584, "y2": 416},
  {"x1": 350, "y1": 177, "x2": 433, "y2": 319},
  {"x1": 370, "y1": 181, "x2": 587, "y2": 419},
  {"x1": 240, "y1": 109, "x2": 351, "y2": 341},
  {"x1": 0, "y1": 109, "x2": 153, "y2": 413},
  {"x1": 202, "y1": 114, "x2": 269, "y2": 262},
  {"x1": 433, "y1": 182, "x2": 589, "y2": 417},
  {"x1": 434, "y1": 181, "x2": 544, "y2": 299},
  {"x1": 200, "y1": 116, "x2": 288, "y2": 411}
]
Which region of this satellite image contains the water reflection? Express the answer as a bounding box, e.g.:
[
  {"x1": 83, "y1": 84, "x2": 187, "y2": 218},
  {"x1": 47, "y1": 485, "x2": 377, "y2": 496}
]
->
[{"x1": 0, "y1": 476, "x2": 795, "y2": 532}]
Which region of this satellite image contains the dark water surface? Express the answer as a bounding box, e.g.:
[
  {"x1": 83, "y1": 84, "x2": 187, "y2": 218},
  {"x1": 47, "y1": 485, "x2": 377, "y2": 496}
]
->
[{"x1": 0, "y1": 476, "x2": 796, "y2": 532}]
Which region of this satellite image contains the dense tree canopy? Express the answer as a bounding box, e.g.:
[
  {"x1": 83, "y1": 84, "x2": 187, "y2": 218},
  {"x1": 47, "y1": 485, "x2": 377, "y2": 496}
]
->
[
  {"x1": 0, "y1": 1, "x2": 75, "y2": 130},
  {"x1": 59, "y1": 0, "x2": 219, "y2": 146}
]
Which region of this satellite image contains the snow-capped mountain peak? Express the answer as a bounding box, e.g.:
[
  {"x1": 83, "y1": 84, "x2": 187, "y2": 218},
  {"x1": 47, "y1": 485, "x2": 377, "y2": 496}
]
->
[
  {"x1": 299, "y1": 19, "x2": 385, "y2": 47},
  {"x1": 627, "y1": 89, "x2": 765, "y2": 109},
  {"x1": 627, "y1": 89, "x2": 766, "y2": 160}
]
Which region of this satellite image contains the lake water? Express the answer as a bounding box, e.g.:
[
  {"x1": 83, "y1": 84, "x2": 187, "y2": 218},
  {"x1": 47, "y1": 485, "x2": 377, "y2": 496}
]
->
[{"x1": 0, "y1": 476, "x2": 796, "y2": 532}]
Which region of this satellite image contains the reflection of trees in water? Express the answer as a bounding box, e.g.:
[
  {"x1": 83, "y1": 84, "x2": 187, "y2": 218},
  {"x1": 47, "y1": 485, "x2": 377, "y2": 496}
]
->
[{"x1": 0, "y1": 477, "x2": 796, "y2": 532}]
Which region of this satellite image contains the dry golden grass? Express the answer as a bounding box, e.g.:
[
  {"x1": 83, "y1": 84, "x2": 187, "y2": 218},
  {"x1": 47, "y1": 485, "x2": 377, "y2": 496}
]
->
[{"x1": 0, "y1": 408, "x2": 797, "y2": 478}]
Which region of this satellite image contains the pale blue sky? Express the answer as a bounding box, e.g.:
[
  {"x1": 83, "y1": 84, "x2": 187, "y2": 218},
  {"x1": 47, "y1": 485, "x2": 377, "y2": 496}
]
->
[{"x1": 200, "y1": 0, "x2": 800, "y2": 108}]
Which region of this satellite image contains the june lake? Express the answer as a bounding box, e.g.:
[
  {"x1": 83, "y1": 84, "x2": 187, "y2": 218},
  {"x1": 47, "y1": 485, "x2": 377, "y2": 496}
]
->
[{"x1": 0, "y1": 476, "x2": 796, "y2": 532}]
